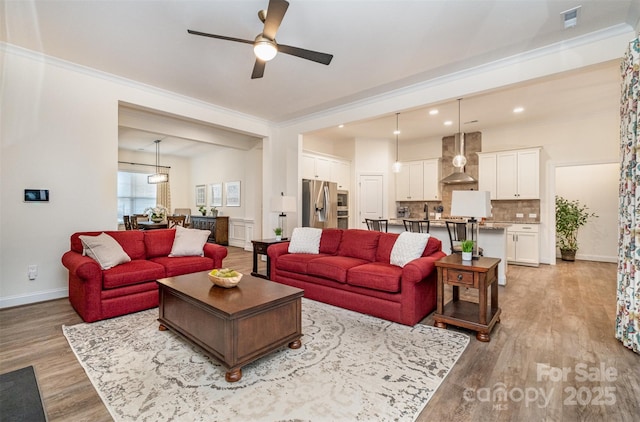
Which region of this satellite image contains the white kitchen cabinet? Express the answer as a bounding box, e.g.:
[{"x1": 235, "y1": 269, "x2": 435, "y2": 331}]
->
[
  {"x1": 478, "y1": 148, "x2": 540, "y2": 200},
  {"x1": 302, "y1": 153, "x2": 351, "y2": 190},
  {"x1": 477, "y1": 153, "x2": 497, "y2": 199},
  {"x1": 507, "y1": 224, "x2": 539, "y2": 266},
  {"x1": 396, "y1": 161, "x2": 423, "y2": 201},
  {"x1": 496, "y1": 148, "x2": 540, "y2": 199},
  {"x1": 332, "y1": 160, "x2": 350, "y2": 190},
  {"x1": 422, "y1": 158, "x2": 441, "y2": 200}
]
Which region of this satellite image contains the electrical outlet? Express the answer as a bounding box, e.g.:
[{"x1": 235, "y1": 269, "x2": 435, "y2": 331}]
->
[
  {"x1": 28, "y1": 264, "x2": 38, "y2": 280},
  {"x1": 529, "y1": 213, "x2": 537, "y2": 218},
  {"x1": 516, "y1": 213, "x2": 524, "y2": 218}
]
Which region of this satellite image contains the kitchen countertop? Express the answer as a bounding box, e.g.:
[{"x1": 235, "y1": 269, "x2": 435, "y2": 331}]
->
[{"x1": 388, "y1": 218, "x2": 514, "y2": 230}]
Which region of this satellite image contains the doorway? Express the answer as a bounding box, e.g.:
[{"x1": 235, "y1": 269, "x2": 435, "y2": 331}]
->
[{"x1": 358, "y1": 173, "x2": 384, "y2": 229}]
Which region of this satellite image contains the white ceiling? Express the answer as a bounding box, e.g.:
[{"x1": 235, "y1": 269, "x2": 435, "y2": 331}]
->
[{"x1": 3, "y1": 1, "x2": 638, "y2": 152}]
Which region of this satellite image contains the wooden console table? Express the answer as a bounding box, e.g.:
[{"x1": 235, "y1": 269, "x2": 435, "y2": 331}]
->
[
  {"x1": 189, "y1": 216, "x2": 229, "y2": 245},
  {"x1": 433, "y1": 255, "x2": 501, "y2": 342}
]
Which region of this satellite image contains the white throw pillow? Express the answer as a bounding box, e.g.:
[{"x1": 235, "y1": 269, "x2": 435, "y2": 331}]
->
[
  {"x1": 79, "y1": 232, "x2": 131, "y2": 270},
  {"x1": 390, "y1": 232, "x2": 431, "y2": 267},
  {"x1": 169, "y1": 226, "x2": 211, "y2": 257},
  {"x1": 288, "y1": 227, "x2": 322, "y2": 254}
]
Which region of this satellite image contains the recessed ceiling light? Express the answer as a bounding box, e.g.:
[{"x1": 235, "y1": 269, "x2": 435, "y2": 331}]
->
[
  {"x1": 429, "y1": 109, "x2": 439, "y2": 115},
  {"x1": 338, "y1": 124, "x2": 344, "y2": 128},
  {"x1": 513, "y1": 107, "x2": 524, "y2": 113},
  {"x1": 444, "y1": 120, "x2": 453, "y2": 126},
  {"x1": 393, "y1": 130, "x2": 401, "y2": 135}
]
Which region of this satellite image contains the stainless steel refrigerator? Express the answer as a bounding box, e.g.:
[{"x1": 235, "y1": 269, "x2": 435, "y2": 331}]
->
[{"x1": 302, "y1": 179, "x2": 338, "y2": 229}]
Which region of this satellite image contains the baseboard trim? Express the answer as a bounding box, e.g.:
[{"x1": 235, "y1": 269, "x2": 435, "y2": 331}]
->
[{"x1": 0, "y1": 288, "x2": 68, "y2": 309}]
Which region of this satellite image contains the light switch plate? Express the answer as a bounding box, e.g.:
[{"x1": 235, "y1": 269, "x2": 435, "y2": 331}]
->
[
  {"x1": 529, "y1": 213, "x2": 537, "y2": 218},
  {"x1": 516, "y1": 213, "x2": 524, "y2": 218}
]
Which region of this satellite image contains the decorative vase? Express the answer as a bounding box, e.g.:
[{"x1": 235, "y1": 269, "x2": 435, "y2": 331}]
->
[
  {"x1": 211, "y1": 210, "x2": 218, "y2": 217},
  {"x1": 462, "y1": 251, "x2": 472, "y2": 261}
]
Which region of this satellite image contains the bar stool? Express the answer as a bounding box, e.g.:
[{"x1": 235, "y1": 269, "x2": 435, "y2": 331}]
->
[
  {"x1": 365, "y1": 218, "x2": 388, "y2": 232},
  {"x1": 403, "y1": 219, "x2": 430, "y2": 233}
]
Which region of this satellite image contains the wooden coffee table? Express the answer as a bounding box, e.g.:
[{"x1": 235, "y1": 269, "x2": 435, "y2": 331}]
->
[{"x1": 156, "y1": 272, "x2": 303, "y2": 382}]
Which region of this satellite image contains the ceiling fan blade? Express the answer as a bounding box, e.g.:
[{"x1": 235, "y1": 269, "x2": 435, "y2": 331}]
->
[
  {"x1": 187, "y1": 29, "x2": 254, "y2": 45},
  {"x1": 278, "y1": 44, "x2": 333, "y2": 65},
  {"x1": 251, "y1": 60, "x2": 266, "y2": 79},
  {"x1": 263, "y1": 0, "x2": 289, "y2": 40}
]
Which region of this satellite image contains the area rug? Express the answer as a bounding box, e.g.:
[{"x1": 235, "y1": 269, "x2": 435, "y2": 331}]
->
[
  {"x1": 63, "y1": 299, "x2": 469, "y2": 422},
  {"x1": 0, "y1": 365, "x2": 47, "y2": 422}
]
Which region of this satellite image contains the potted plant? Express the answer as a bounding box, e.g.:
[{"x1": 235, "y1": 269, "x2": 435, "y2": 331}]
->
[
  {"x1": 198, "y1": 205, "x2": 207, "y2": 216},
  {"x1": 273, "y1": 227, "x2": 283, "y2": 241},
  {"x1": 143, "y1": 205, "x2": 167, "y2": 223},
  {"x1": 461, "y1": 240, "x2": 474, "y2": 261},
  {"x1": 210, "y1": 207, "x2": 218, "y2": 217},
  {"x1": 555, "y1": 195, "x2": 598, "y2": 261}
]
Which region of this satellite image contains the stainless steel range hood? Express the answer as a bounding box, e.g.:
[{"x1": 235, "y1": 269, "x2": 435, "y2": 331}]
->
[{"x1": 441, "y1": 132, "x2": 476, "y2": 184}]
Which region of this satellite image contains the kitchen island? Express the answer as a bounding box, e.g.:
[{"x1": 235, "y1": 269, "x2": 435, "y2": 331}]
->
[{"x1": 388, "y1": 219, "x2": 511, "y2": 286}]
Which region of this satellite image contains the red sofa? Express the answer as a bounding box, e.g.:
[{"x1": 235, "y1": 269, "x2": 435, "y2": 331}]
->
[
  {"x1": 268, "y1": 229, "x2": 445, "y2": 325},
  {"x1": 61, "y1": 229, "x2": 227, "y2": 322}
]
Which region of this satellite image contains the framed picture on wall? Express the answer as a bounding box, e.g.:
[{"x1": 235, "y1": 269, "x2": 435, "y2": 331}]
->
[
  {"x1": 209, "y1": 183, "x2": 222, "y2": 207},
  {"x1": 195, "y1": 184, "x2": 206, "y2": 206},
  {"x1": 225, "y1": 181, "x2": 240, "y2": 207}
]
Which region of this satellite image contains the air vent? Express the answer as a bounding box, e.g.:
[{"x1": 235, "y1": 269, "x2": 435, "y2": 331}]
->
[{"x1": 562, "y1": 6, "x2": 581, "y2": 29}]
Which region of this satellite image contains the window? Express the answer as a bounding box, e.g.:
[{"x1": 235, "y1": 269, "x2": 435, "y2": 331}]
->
[{"x1": 117, "y1": 171, "x2": 157, "y2": 222}]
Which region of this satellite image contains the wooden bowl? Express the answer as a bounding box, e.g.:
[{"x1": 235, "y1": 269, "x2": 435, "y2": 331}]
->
[{"x1": 208, "y1": 271, "x2": 243, "y2": 288}]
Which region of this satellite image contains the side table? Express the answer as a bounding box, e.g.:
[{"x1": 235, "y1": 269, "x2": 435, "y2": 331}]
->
[
  {"x1": 251, "y1": 238, "x2": 288, "y2": 279},
  {"x1": 433, "y1": 254, "x2": 501, "y2": 342}
]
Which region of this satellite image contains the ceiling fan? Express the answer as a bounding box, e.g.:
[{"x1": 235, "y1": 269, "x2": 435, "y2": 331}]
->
[{"x1": 187, "y1": 0, "x2": 333, "y2": 79}]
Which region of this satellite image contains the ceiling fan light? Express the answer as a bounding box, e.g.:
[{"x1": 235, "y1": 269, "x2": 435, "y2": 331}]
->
[{"x1": 254, "y1": 40, "x2": 278, "y2": 61}]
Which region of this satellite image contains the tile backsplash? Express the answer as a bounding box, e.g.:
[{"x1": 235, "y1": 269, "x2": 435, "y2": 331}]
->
[{"x1": 396, "y1": 199, "x2": 540, "y2": 223}]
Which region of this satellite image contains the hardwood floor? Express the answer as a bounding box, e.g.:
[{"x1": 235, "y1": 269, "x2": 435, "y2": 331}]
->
[{"x1": 0, "y1": 248, "x2": 637, "y2": 421}]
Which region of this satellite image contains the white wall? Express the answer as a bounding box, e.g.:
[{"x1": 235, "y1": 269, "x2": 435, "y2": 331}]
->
[
  {"x1": 0, "y1": 45, "x2": 269, "y2": 308},
  {"x1": 555, "y1": 163, "x2": 618, "y2": 262}
]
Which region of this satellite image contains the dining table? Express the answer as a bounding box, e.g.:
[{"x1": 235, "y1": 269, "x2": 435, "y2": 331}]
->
[{"x1": 137, "y1": 221, "x2": 168, "y2": 230}]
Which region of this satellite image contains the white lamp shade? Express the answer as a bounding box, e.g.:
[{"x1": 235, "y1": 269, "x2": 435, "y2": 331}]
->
[
  {"x1": 271, "y1": 196, "x2": 297, "y2": 213},
  {"x1": 450, "y1": 191, "x2": 492, "y2": 218}
]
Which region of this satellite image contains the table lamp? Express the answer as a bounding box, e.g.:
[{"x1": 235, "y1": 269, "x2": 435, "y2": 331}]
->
[
  {"x1": 270, "y1": 193, "x2": 297, "y2": 239},
  {"x1": 450, "y1": 190, "x2": 492, "y2": 258}
]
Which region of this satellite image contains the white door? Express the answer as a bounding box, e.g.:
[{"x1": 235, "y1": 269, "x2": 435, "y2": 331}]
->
[{"x1": 359, "y1": 174, "x2": 384, "y2": 228}]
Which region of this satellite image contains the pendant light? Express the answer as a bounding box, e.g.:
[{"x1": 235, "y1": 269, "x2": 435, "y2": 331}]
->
[
  {"x1": 452, "y1": 98, "x2": 467, "y2": 168},
  {"x1": 392, "y1": 112, "x2": 402, "y2": 173},
  {"x1": 148, "y1": 140, "x2": 169, "y2": 184}
]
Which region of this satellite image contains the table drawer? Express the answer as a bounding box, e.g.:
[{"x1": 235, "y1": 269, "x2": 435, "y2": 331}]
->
[
  {"x1": 253, "y1": 243, "x2": 269, "y2": 254},
  {"x1": 445, "y1": 268, "x2": 475, "y2": 287}
]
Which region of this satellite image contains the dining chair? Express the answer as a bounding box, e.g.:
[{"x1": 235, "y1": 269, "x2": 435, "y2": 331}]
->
[
  {"x1": 173, "y1": 208, "x2": 192, "y2": 227},
  {"x1": 123, "y1": 215, "x2": 132, "y2": 230},
  {"x1": 167, "y1": 215, "x2": 187, "y2": 229},
  {"x1": 445, "y1": 220, "x2": 483, "y2": 256},
  {"x1": 403, "y1": 219, "x2": 430, "y2": 233},
  {"x1": 131, "y1": 214, "x2": 146, "y2": 230},
  {"x1": 365, "y1": 218, "x2": 388, "y2": 232}
]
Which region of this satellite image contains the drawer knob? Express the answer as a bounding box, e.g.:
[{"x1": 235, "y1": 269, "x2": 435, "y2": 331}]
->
[{"x1": 457, "y1": 274, "x2": 463, "y2": 281}]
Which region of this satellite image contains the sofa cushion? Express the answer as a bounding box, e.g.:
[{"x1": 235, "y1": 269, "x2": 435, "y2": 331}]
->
[
  {"x1": 307, "y1": 256, "x2": 368, "y2": 283},
  {"x1": 79, "y1": 232, "x2": 131, "y2": 270},
  {"x1": 149, "y1": 256, "x2": 214, "y2": 277},
  {"x1": 102, "y1": 260, "x2": 166, "y2": 289},
  {"x1": 337, "y1": 229, "x2": 380, "y2": 262},
  {"x1": 319, "y1": 229, "x2": 343, "y2": 254},
  {"x1": 71, "y1": 231, "x2": 146, "y2": 260},
  {"x1": 144, "y1": 229, "x2": 177, "y2": 258},
  {"x1": 276, "y1": 253, "x2": 329, "y2": 274},
  {"x1": 422, "y1": 236, "x2": 442, "y2": 257},
  {"x1": 288, "y1": 227, "x2": 322, "y2": 254},
  {"x1": 169, "y1": 226, "x2": 211, "y2": 257},
  {"x1": 390, "y1": 232, "x2": 431, "y2": 267},
  {"x1": 375, "y1": 233, "x2": 399, "y2": 264},
  {"x1": 347, "y1": 262, "x2": 403, "y2": 293}
]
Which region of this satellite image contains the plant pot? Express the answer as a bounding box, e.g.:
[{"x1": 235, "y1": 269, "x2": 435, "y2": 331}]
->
[
  {"x1": 462, "y1": 251, "x2": 472, "y2": 261},
  {"x1": 275, "y1": 235, "x2": 282, "y2": 241},
  {"x1": 560, "y1": 249, "x2": 576, "y2": 261},
  {"x1": 151, "y1": 216, "x2": 163, "y2": 223},
  {"x1": 211, "y1": 211, "x2": 218, "y2": 217}
]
